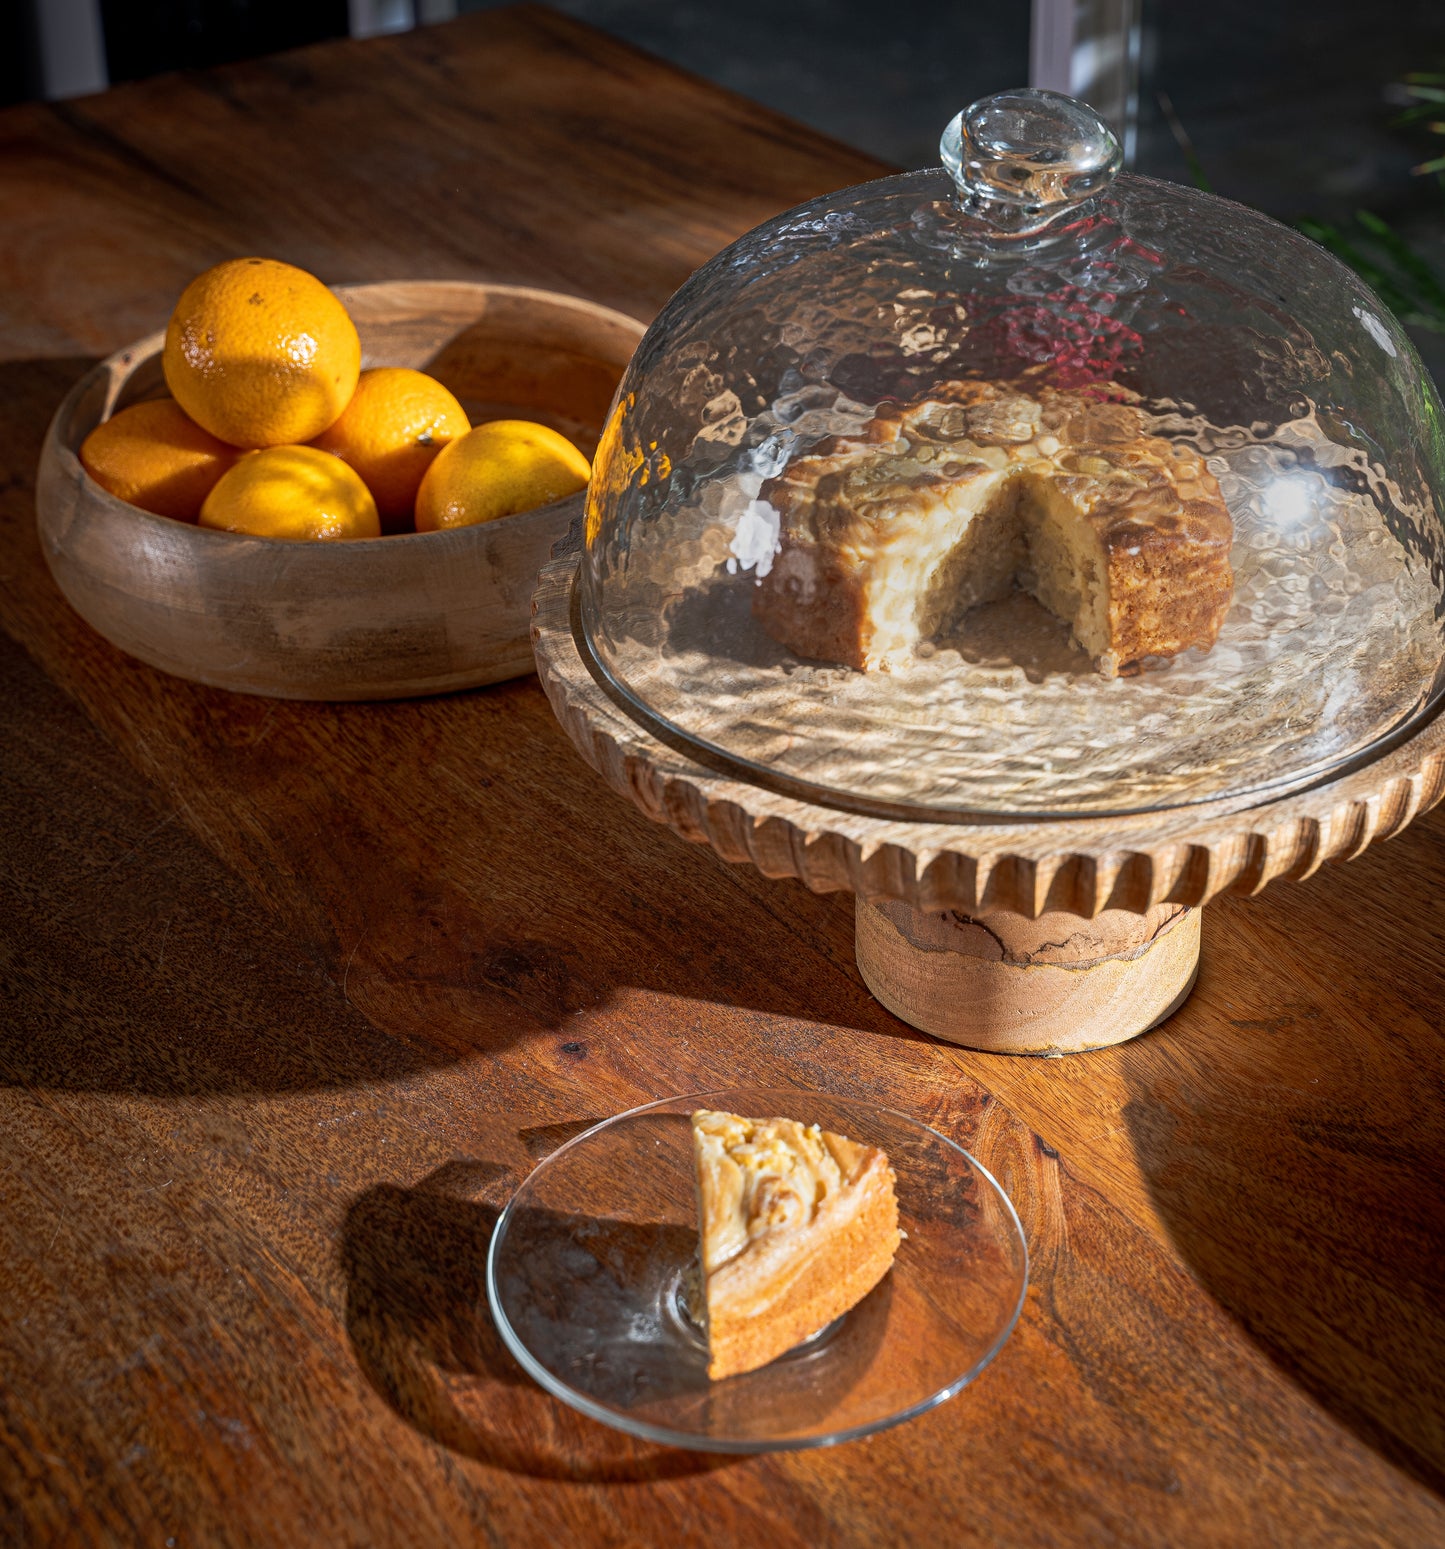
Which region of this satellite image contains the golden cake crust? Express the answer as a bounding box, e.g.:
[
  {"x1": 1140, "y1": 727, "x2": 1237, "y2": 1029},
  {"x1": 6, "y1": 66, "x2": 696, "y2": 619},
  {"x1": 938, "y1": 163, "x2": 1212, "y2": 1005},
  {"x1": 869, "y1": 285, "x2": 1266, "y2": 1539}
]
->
[
  {"x1": 752, "y1": 381, "x2": 1234, "y2": 676},
  {"x1": 691, "y1": 1109, "x2": 901, "y2": 1381}
]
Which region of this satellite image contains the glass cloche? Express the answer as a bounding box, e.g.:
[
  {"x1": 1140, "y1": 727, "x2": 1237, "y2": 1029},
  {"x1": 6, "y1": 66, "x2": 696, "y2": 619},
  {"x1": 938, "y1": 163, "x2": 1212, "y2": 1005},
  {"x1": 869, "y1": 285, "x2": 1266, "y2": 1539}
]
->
[{"x1": 581, "y1": 91, "x2": 1445, "y2": 819}]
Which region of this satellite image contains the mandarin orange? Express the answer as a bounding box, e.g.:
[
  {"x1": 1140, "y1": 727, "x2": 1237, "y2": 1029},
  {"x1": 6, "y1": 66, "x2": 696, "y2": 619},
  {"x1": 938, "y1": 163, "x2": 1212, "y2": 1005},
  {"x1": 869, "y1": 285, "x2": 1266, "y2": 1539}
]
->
[
  {"x1": 199, "y1": 446, "x2": 380, "y2": 541},
  {"x1": 163, "y1": 258, "x2": 361, "y2": 448},
  {"x1": 414, "y1": 419, "x2": 590, "y2": 532},
  {"x1": 311, "y1": 367, "x2": 469, "y2": 527},
  {"x1": 79, "y1": 398, "x2": 239, "y2": 521}
]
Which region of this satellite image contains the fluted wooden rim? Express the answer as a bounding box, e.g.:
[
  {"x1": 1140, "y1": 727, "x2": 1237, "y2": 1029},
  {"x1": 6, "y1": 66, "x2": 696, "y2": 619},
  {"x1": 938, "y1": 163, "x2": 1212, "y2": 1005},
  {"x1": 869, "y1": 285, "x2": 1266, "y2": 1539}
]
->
[{"x1": 531, "y1": 554, "x2": 1445, "y2": 918}]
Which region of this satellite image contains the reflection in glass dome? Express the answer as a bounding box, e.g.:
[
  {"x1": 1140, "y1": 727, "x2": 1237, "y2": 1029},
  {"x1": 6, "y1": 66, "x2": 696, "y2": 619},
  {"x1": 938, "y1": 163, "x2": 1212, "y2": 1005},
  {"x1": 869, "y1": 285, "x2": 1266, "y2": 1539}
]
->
[{"x1": 581, "y1": 93, "x2": 1445, "y2": 819}]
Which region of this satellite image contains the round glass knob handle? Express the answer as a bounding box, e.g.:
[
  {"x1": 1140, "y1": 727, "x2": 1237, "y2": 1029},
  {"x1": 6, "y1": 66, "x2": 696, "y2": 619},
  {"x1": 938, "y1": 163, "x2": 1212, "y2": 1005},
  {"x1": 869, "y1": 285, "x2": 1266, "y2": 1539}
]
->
[{"x1": 940, "y1": 88, "x2": 1122, "y2": 236}]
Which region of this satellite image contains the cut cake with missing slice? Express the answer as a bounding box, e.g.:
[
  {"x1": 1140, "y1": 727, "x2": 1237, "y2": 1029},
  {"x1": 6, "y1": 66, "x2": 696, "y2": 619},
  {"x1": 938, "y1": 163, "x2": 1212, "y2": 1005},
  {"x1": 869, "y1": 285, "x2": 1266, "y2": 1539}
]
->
[
  {"x1": 691, "y1": 1108, "x2": 901, "y2": 1381},
  {"x1": 752, "y1": 381, "x2": 1234, "y2": 677}
]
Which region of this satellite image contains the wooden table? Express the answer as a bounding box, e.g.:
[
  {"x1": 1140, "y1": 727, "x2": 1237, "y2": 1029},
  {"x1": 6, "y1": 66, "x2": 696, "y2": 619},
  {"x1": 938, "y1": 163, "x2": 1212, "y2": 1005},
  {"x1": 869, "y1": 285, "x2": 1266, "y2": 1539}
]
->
[{"x1": 2, "y1": 8, "x2": 1443, "y2": 1543}]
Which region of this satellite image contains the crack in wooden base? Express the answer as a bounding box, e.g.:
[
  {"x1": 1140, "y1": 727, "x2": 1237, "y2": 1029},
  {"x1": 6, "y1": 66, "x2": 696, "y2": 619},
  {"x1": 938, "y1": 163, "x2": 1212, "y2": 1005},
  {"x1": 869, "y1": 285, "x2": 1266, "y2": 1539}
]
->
[{"x1": 855, "y1": 898, "x2": 1201, "y2": 1054}]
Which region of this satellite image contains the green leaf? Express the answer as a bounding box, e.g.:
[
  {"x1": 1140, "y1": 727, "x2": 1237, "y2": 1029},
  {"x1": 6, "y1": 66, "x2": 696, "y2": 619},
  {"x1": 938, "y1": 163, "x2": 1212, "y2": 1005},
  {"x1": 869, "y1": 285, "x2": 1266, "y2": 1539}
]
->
[
  {"x1": 1354, "y1": 209, "x2": 1445, "y2": 314},
  {"x1": 1390, "y1": 103, "x2": 1445, "y2": 127},
  {"x1": 1298, "y1": 220, "x2": 1417, "y2": 317},
  {"x1": 1183, "y1": 155, "x2": 1212, "y2": 193},
  {"x1": 1154, "y1": 90, "x2": 1213, "y2": 192}
]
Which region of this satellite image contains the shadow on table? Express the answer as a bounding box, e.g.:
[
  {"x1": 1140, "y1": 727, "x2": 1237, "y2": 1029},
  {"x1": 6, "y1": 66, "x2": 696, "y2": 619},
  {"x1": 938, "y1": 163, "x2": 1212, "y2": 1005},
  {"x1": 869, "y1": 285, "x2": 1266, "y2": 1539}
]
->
[
  {"x1": 340, "y1": 1159, "x2": 732, "y2": 1481},
  {"x1": 5, "y1": 353, "x2": 451, "y2": 1096},
  {"x1": 0, "y1": 626, "x2": 453, "y2": 1096},
  {"x1": 1120, "y1": 823, "x2": 1445, "y2": 1499},
  {"x1": 0, "y1": 597, "x2": 910, "y2": 1096},
  {"x1": 0, "y1": 355, "x2": 914, "y2": 1100}
]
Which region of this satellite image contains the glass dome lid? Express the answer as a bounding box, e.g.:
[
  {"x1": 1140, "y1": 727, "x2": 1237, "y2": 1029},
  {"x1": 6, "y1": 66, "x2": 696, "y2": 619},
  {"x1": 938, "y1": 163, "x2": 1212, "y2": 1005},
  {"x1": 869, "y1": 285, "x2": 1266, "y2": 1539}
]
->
[{"x1": 581, "y1": 90, "x2": 1445, "y2": 820}]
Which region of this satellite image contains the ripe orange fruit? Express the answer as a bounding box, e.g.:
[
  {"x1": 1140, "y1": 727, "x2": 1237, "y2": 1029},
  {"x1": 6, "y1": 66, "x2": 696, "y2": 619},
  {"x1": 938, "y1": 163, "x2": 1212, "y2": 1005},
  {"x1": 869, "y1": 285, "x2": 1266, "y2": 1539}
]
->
[
  {"x1": 414, "y1": 420, "x2": 591, "y2": 533},
  {"x1": 163, "y1": 258, "x2": 361, "y2": 449},
  {"x1": 199, "y1": 446, "x2": 380, "y2": 541},
  {"x1": 79, "y1": 398, "x2": 240, "y2": 521},
  {"x1": 310, "y1": 367, "x2": 470, "y2": 528}
]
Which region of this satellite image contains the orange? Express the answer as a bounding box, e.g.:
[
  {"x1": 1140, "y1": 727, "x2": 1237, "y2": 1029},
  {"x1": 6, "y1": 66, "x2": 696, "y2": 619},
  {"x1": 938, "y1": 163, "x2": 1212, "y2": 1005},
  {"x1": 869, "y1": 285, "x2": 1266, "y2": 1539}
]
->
[
  {"x1": 414, "y1": 420, "x2": 590, "y2": 533},
  {"x1": 310, "y1": 367, "x2": 470, "y2": 528},
  {"x1": 199, "y1": 446, "x2": 380, "y2": 541},
  {"x1": 163, "y1": 258, "x2": 361, "y2": 449},
  {"x1": 78, "y1": 398, "x2": 239, "y2": 521}
]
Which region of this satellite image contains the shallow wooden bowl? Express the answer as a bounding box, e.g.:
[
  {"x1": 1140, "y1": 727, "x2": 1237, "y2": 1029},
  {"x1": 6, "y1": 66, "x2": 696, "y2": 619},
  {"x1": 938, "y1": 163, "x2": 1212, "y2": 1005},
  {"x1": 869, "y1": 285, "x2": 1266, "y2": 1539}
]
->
[{"x1": 35, "y1": 281, "x2": 644, "y2": 699}]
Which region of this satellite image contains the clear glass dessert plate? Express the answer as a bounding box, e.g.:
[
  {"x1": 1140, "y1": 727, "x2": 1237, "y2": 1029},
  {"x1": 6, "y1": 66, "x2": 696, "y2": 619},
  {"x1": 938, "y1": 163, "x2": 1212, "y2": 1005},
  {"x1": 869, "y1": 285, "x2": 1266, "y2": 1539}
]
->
[{"x1": 485, "y1": 1089, "x2": 1028, "y2": 1453}]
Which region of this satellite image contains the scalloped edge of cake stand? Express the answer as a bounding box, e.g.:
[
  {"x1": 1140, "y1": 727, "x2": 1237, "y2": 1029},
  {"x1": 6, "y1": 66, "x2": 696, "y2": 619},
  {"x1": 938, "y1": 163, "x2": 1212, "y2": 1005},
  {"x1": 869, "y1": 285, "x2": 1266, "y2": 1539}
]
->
[{"x1": 531, "y1": 553, "x2": 1445, "y2": 1051}]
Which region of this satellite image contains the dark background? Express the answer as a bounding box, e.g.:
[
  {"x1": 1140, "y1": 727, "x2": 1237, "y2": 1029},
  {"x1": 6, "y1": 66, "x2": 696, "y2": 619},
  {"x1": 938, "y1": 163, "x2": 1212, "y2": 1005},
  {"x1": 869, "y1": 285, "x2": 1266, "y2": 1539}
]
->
[
  {"x1": 9, "y1": 0, "x2": 1445, "y2": 377},
  {"x1": 99, "y1": 0, "x2": 348, "y2": 82}
]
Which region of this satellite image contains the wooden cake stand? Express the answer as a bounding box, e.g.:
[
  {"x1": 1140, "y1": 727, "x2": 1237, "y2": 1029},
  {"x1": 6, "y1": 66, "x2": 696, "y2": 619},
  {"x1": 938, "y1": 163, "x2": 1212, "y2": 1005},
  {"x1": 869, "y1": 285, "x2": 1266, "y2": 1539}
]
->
[{"x1": 532, "y1": 551, "x2": 1445, "y2": 1055}]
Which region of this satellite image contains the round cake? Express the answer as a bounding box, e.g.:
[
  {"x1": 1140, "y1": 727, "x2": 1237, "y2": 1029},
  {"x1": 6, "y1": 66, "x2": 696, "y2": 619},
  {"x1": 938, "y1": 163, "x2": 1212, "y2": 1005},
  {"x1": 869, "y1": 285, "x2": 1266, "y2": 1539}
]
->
[{"x1": 752, "y1": 381, "x2": 1235, "y2": 678}]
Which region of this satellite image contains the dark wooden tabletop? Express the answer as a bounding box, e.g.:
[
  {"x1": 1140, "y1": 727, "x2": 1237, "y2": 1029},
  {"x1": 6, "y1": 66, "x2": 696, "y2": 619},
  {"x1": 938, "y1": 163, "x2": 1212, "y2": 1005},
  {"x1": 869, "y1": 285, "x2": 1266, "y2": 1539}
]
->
[{"x1": 2, "y1": 7, "x2": 1444, "y2": 1544}]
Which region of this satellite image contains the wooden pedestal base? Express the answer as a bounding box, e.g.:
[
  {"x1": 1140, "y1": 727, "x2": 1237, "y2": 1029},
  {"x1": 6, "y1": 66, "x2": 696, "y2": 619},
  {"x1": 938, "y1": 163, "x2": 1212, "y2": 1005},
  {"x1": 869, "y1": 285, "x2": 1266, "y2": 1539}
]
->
[{"x1": 854, "y1": 898, "x2": 1201, "y2": 1055}]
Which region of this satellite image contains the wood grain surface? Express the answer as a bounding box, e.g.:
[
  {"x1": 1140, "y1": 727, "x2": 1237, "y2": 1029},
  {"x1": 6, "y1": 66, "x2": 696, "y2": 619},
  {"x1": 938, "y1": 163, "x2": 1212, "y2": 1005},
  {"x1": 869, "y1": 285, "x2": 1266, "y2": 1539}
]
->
[{"x1": 1, "y1": 7, "x2": 1443, "y2": 1545}]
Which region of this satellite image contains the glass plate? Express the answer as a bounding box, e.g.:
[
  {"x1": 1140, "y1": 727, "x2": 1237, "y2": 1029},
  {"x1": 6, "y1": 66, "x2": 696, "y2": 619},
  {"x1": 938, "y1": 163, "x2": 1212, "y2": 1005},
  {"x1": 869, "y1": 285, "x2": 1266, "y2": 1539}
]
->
[{"x1": 485, "y1": 1088, "x2": 1029, "y2": 1452}]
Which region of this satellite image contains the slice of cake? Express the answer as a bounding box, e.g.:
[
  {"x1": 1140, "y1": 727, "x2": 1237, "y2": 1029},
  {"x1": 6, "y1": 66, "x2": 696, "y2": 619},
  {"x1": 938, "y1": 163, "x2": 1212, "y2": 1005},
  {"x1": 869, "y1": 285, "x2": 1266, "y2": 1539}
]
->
[
  {"x1": 751, "y1": 381, "x2": 1234, "y2": 677},
  {"x1": 691, "y1": 1108, "x2": 901, "y2": 1381}
]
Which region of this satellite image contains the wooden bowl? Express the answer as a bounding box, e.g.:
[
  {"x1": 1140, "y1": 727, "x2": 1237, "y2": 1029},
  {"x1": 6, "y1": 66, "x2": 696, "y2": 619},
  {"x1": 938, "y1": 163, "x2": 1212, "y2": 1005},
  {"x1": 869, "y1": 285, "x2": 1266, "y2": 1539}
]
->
[{"x1": 35, "y1": 281, "x2": 645, "y2": 700}]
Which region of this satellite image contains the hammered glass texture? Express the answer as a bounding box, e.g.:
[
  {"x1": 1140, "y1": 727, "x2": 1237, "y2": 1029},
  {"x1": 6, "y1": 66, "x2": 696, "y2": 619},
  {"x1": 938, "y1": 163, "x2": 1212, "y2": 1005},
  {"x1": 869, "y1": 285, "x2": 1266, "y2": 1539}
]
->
[
  {"x1": 582, "y1": 170, "x2": 1445, "y2": 817},
  {"x1": 485, "y1": 1090, "x2": 1028, "y2": 1452}
]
